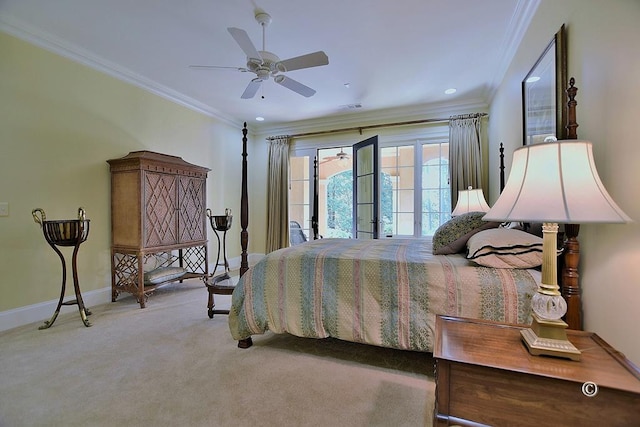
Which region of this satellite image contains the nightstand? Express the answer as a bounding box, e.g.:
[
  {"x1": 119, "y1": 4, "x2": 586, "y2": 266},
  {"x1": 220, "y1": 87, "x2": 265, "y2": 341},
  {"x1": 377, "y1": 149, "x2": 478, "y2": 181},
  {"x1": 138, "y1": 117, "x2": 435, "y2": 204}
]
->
[{"x1": 433, "y1": 315, "x2": 640, "y2": 426}]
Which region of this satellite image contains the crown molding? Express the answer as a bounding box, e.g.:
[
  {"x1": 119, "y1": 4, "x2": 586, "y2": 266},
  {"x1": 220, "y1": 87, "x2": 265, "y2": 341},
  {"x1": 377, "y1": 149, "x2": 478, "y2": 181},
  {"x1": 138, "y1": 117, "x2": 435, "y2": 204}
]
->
[
  {"x1": 0, "y1": 14, "x2": 244, "y2": 129},
  {"x1": 484, "y1": 0, "x2": 540, "y2": 102},
  {"x1": 1, "y1": 11, "x2": 514, "y2": 140}
]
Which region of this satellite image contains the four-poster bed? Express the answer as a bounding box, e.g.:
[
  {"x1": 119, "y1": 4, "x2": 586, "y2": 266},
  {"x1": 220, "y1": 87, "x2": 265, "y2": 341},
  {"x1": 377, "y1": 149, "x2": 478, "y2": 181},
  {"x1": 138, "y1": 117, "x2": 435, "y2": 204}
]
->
[{"x1": 229, "y1": 80, "x2": 584, "y2": 351}]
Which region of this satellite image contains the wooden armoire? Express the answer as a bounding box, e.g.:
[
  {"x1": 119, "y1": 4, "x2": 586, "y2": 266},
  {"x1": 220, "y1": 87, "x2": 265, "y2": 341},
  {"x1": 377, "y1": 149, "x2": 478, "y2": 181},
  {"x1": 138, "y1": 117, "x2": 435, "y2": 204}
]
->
[{"x1": 107, "y1": 151, "x2": 209, "y2": 308}]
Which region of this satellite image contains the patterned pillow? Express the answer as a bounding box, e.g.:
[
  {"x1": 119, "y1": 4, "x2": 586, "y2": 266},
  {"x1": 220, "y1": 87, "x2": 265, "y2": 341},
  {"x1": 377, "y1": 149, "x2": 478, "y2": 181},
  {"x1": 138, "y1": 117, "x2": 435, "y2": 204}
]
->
[
  {"x1": 432, "y1": 212, "x2": 500, "y2": 255},
  {"x1": 466, "y1": 228, "x2": 543, "y2": 268}
]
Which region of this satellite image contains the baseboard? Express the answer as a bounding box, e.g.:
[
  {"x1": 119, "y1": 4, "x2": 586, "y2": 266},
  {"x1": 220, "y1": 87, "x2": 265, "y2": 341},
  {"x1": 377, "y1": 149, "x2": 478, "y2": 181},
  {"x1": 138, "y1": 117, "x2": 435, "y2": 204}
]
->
[
  {"x1": 0, "y1": 286, "x2": 112, "y2": 333},
  {"x1": 2, "y1": 253, "x2": 266, "y2": 333}
]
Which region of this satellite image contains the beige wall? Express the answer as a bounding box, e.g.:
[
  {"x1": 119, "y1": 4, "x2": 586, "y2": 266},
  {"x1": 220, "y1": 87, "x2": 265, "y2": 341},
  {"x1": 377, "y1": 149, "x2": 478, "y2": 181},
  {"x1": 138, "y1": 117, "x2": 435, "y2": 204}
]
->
[
  {"x1": 0, "y1": 32, "x2": 245, "y2": 313},
  {"x1": 489, "y1": 0, "x2": 640, "y2": 364}
]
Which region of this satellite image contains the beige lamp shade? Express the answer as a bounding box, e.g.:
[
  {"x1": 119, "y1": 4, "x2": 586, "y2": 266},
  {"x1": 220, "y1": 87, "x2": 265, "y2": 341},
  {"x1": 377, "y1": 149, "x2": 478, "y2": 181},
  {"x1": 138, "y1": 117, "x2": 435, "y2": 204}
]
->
[
  {"x1": 452, "y1": 187, "x2": 490, "y2": 216},
  {"x1": 483, "y1": 140, "x2": 631, "y2": 223},
  {"x1": 483, "y1": 140, "x2": 630, "y2": 361}
]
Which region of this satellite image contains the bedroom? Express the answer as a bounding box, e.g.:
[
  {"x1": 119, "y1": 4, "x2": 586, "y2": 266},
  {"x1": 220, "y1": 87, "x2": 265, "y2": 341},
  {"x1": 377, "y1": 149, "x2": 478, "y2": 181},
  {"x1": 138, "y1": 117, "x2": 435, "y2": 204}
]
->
[{"x1": 0, "y1": 0, "x2": 638, "y2": 417}]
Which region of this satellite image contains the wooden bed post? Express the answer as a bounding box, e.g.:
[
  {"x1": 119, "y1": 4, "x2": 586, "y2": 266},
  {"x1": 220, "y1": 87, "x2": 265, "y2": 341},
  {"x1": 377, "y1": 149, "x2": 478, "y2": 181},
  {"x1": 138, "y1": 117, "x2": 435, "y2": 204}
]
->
[
  {"x1": 240, "y1": 122, "x2": 249, "y2": 277},
  {"x1": 238, "y1": 122, "x2": 253, "y2": 349},
  {"x1": 312, "y1": 156, "x2": 319, "y2": 240},
  {"x1": 562, "y1": 78, "x2": 582, "y2": 330},
  {"x1": 566, "y1": 78, "x2": 579, "y2": 140},
  {"x1": 499, "y1": 142, "x2": 505, "y2": 192}
]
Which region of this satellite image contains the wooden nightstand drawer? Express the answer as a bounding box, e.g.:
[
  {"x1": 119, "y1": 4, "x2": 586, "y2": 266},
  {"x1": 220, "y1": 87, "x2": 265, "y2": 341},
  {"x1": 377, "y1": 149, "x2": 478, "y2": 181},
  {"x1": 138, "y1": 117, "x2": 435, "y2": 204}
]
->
[{"x1": 433, "y1": 316, "x2": 640, "y2": 427}]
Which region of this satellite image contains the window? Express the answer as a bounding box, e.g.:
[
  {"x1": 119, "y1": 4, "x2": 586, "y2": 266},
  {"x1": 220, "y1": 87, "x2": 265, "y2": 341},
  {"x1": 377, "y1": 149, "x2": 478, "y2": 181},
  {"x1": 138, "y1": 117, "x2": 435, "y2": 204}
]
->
[
  {"x1": 326, "y1": 170, "x2": 353, "y2": 237},
  {"x1": 381, "y1": 145, "x2": 415, "y2": 236},
  {"x1": 380, "y1": 141, "x2": 450, "y2": 237},
  {"x1": 288, "y1": 131, "x2": 451, "y2": 239},
  {"x1": 289, "y1": 155, "x2": 311, "y2": 240},
  {"x1": 318, "y1": 147, "x2": 352, "y2": 238},
  {"x1": 421, "y1": 143, "x2": 451, "y2": 235}
]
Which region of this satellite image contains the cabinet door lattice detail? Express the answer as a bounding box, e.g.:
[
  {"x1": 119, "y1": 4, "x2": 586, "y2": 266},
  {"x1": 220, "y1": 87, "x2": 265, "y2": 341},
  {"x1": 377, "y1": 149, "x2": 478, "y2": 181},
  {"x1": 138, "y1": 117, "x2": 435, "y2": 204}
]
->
[
  {"x1": 145, "y1": 172, "x2": 178, "y2": 247},
  {"x1": 179, "y1": 176, "x2": 206, "y2": 243}
]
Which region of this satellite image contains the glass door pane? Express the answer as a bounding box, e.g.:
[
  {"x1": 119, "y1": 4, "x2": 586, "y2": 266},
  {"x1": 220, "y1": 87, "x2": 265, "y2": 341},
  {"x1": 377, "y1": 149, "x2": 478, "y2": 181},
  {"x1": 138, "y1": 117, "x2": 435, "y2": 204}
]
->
[
  {"x1": 381, "y1": 145, "x2": 415, "y2": 237},
  {"x1": 421, "y1": 142, "x2": 450, "y2": 236},
  {"x1": 289, "y1": 155, "x2": 311, "y2": 243},
  {"x1": 319, "y1": 147, "x2": 353, "y2": 238},
  {"x1": 353, "y1": 136, "x2": 379, "y2": 239}
]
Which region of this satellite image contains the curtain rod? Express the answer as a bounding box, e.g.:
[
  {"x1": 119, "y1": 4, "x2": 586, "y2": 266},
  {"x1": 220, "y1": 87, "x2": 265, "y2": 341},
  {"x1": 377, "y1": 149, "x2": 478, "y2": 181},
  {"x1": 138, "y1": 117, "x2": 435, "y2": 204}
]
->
[{"x1": 266, "y1": 113, "x2": 488, "y2": 141}]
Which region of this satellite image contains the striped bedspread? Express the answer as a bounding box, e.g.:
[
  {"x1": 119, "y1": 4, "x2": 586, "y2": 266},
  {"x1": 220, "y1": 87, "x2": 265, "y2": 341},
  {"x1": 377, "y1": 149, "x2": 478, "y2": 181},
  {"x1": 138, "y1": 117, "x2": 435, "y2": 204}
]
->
[{"x1": 228, "y1": 238, "x2": 537, "y2": 352}]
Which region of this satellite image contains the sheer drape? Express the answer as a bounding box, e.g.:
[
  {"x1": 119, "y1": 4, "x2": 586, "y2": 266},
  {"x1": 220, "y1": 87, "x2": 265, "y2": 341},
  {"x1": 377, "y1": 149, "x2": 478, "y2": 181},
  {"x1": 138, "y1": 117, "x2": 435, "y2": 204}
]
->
[
  {"x1": 449, "y1": 114, "x2": 484, "y2": 209},
  {"x1": 266, "y1": 136, "x2": 291, "y2": 253}
]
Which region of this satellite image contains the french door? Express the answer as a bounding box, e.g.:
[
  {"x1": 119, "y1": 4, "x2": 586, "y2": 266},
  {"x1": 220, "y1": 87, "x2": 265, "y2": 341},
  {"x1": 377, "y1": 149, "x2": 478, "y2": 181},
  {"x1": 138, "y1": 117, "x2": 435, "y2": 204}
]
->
[
  {"x1": 353, "y1": 136, "x2": 379, "y2": 239},
  {"x1": 289, "y1": 135, "x2": 450, "y2": 243}
]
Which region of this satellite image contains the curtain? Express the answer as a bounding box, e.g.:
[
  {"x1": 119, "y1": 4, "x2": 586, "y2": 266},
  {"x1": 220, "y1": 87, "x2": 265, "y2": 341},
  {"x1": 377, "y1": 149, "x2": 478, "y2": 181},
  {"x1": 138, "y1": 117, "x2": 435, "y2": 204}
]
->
[
  {"x1": 265, "y1": 135, "x2": 291, "y2": 253},
  {"x1": 449, "y1": 114, "x2": 484, "y2": 209}
]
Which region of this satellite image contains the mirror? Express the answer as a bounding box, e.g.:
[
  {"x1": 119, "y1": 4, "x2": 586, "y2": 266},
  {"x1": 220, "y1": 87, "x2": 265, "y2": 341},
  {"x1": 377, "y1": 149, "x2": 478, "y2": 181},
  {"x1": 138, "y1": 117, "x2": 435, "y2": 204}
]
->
[{"x1": 522, "y1": 25, "x2": 567, "y2": 145}]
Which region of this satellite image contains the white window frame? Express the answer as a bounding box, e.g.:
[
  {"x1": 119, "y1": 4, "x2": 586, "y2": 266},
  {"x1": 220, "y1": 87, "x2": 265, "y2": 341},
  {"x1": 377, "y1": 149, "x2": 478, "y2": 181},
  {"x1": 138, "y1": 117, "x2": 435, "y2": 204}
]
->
[{"x1": 289, "y1": 124, "x2": 450, "y2": 238}]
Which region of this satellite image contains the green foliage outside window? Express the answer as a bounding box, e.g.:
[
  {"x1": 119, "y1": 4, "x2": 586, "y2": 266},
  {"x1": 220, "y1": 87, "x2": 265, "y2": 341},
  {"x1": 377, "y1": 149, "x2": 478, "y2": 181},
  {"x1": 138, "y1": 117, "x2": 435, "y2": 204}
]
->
[{"x1": 326, "y1": 170, "x2": 393, "y2": 238}]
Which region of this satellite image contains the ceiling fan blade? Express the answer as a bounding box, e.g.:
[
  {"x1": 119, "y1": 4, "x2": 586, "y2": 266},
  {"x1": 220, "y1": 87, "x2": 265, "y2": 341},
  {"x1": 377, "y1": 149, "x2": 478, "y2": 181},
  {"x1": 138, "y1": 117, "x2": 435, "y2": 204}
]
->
[
  {"x1": 189, "y1": 65, "x2": 250, "y2": 72},
  {"x1": 241, "y1": 78, "x2": 263, "y2": 99},
  {"x1": 228, "y1": 27, "x2": 262, "y2": 62},
  {"x1": 274, "y1": 75, "x2": 316, "y2": 97},
  {"x1": 276, "y1": 51, "x2": 329, "y2": 72}
]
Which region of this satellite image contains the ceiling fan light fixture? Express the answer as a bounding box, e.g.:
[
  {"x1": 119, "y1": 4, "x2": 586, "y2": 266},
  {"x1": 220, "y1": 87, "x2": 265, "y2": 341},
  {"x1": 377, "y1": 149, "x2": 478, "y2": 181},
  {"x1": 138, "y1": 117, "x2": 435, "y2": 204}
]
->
[{"x1": 254, "y1": 11, "x2": 272, "y2": 28}]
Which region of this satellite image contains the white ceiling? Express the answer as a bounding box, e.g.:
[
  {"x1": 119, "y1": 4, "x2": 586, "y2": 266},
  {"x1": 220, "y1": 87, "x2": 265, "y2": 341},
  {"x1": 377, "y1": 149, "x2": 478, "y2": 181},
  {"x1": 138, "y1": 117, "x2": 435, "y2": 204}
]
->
[{"x1": 0, "y1": 0, "x2": 537, "y2": 130}]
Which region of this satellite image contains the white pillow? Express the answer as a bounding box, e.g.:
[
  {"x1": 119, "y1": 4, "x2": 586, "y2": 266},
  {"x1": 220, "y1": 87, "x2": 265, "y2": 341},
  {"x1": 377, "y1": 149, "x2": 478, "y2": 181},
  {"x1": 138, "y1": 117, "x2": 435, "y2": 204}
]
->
[
  {"x1": 466, "y1": 228, "x2": 543, "y2": 269},
  {"x1": 143, "y1": 267, "x2": 187, "y2": 285}
]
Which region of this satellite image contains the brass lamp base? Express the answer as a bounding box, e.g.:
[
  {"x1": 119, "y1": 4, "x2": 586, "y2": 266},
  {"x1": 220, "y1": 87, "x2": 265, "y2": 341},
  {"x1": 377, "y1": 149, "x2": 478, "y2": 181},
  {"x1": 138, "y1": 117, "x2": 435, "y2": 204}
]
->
[{"x1": 521, "y1": 313, "x2": 581, "y2": 361}]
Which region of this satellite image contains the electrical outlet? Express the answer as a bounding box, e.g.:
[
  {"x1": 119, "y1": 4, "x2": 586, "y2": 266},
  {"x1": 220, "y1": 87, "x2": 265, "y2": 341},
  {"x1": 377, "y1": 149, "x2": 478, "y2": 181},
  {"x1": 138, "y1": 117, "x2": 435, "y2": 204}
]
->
[{"x1": 0, "y1": 202, "x2": 9, "y2": 217}]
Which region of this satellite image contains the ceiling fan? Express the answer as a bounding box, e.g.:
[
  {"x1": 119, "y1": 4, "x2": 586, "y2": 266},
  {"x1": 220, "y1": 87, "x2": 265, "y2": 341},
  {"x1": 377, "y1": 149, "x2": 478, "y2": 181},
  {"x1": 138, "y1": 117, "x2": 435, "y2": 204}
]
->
[
  {"x1": 190, "y1": 10, "x2": 329, "y2": 99},
  {"x1": 319, "y1": 148, "x2": 350, "y2": 164}
]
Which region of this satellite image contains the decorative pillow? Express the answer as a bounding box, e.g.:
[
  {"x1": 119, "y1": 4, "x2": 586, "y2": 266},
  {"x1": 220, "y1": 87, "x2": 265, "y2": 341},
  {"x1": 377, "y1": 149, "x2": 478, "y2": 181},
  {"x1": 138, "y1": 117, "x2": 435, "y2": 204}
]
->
[
  {"x1": 466, "y1": 228, "x2": 543, "y2": 268},
  {"x1": 432, "y1": 212, "x2": 501, "y2": 255},
  {"x1": 143, "y1": 267, "x2": 187, "y2": 285},
  {"x1": 499, "y1": 222, "x2": 544, "y2": 237}
]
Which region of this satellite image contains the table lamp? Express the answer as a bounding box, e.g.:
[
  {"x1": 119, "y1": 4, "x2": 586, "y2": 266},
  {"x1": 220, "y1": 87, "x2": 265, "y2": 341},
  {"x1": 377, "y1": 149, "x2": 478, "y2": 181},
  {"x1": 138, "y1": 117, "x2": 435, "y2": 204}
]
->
[
  {"x1": 483, "y1": 140, "x2": 631, "y2": 360},
  {"x1": 451, "y1": 186, "x2": 491, "y2": 216}
]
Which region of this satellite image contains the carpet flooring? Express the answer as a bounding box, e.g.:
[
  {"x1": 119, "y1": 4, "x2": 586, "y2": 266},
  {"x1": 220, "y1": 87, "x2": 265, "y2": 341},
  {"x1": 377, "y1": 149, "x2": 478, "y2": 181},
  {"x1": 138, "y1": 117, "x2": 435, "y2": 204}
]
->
[{"x1": 0, "y1": 279, "x2": 435, "y2": 427}]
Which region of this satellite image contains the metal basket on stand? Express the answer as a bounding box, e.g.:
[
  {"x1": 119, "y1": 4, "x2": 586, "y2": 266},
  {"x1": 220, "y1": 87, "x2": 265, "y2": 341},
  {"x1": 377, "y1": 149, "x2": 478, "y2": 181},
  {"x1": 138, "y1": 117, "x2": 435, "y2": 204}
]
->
[{"x1": 32, "y1": 207, "x2": 92, "y2": 329}]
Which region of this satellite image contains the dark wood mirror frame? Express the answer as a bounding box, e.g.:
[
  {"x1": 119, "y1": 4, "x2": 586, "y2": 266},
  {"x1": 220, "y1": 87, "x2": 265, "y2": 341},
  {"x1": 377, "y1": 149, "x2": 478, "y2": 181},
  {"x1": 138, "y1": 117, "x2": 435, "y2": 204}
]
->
[{"x1": 522, "y1": 24, "x2": 567, "y2": 145}]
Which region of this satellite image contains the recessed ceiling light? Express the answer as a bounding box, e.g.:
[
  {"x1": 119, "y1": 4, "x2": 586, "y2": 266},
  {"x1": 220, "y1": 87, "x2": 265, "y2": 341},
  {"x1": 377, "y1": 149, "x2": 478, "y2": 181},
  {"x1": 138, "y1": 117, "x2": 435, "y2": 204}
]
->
[
  {"x1": 445, "y1": 88, "x2": 457, "y2": 95},
  {"x1": 526, "y1": 76, "x2": 540, "y2": 83},
  {"x1": 344, "y1": 83, "x2": 350, "y2": 88},
  {"x1": 255, "y1": 116, "x2": 265, "y2": 121}
]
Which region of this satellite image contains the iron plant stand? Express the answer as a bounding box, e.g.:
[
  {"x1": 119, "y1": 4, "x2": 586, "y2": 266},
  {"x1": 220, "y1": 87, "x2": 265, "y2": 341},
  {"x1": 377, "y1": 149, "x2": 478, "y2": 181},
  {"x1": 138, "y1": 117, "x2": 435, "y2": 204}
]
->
[
  {"x1": 32, "y1": 208, "x2": 92, "y2": 329},
  {"x1": 204, "y1": 209, "x2": 234, "y2": 318}
]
